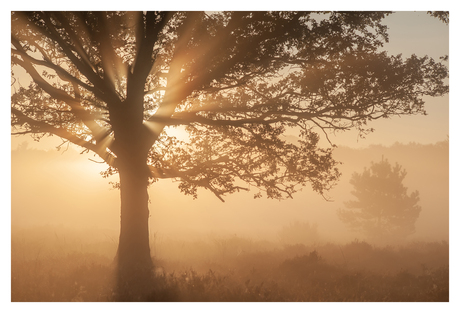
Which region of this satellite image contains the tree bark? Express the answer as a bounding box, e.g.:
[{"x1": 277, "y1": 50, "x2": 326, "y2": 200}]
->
[
  {"x1": 114, "y1": 156, "x2": 153, "y2": 301},
  {"x1": 106, "y1": 85, "x2": 158, "y2": 300}
]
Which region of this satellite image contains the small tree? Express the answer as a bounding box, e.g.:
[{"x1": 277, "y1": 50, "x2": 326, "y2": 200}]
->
[{"x1": 338, "y1": 158, "x2": 421, "y2": 242}]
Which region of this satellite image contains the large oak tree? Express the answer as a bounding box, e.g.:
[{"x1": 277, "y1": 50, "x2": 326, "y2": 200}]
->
[{"x1": 11, "y1": 11, "x2": 448, "y2": 300}]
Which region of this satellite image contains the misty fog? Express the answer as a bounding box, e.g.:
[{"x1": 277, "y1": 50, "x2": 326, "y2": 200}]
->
[
  {"x1": 12, "y1": 139, "x2": 448, "y2": 244},
  {"x1": 11, "y1": 139, "x2": 449, "y2": 302}
]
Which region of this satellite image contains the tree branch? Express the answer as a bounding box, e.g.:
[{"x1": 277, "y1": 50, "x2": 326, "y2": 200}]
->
[{"x1": 12, "y1": 107, "x2": 116, "y2": 167}]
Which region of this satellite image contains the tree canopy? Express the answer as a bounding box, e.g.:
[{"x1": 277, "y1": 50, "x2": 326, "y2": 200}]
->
[
  {"x1": 11, "y1": 11, "x2": 448, "y2": 202},
  {"x1": 338, "y1": 158, "x2": 422, "y2": 242}
]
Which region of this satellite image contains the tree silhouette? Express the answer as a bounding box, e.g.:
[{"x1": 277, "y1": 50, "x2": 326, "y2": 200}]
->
[
  {"x1": 11, "y1": 11, "x2": 447, "y2": 299},
  {"x1": 338, "y1": 158, "x2": 421, "y2": 242}
]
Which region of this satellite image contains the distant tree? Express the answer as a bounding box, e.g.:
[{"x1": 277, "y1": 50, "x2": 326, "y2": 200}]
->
[
  {"x1": 11, "y1": 12, "x2": 447, "y2": 299},
  {"x1": 338, "y1": 158, "x2": 421, "y2": 242}
]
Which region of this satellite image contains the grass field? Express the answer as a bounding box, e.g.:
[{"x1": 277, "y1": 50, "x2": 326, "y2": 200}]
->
[{"x1": 11, "y1": 226, "x2": 449, "y2": 302}]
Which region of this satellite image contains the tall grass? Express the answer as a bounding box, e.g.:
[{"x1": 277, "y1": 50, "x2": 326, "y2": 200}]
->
[{"x1": 11, "y1": 226, "x2": 448, "y2": 302}]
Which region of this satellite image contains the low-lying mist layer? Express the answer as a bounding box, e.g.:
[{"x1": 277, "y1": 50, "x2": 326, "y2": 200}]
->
[
  {"x1": 11, "y1": 226, "x2": 448, "y2": 302},
  {"x1": 12, "y1": 141, "x2": 449, "y2": 244},
  {"x1": 11, "y1": 141, "x2": 449, "y2": 301}
]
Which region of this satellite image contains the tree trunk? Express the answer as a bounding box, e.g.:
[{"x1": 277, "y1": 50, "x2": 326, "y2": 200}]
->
[{"x1": 114, "y1": 158, "x2": 153, "y2": 301}]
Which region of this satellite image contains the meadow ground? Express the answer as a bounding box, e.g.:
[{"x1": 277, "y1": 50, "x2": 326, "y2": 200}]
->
[{"x1": 11, "y1": 227, "x2": 449, "y2": 302}]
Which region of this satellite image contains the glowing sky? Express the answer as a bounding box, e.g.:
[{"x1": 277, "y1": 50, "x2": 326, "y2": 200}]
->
[{"x1": 326, "y1": 11, "x2": 449, "y2": 148}]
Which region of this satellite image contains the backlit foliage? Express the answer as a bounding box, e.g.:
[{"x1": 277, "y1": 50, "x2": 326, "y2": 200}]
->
[{"x1": 11, "y1": 11, "x2": 448, "y2": 201}]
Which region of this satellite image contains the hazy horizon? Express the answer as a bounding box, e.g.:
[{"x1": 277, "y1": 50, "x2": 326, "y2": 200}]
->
[{"x1": 11, "y1": 138, "x2": 449, "y2": 245}]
